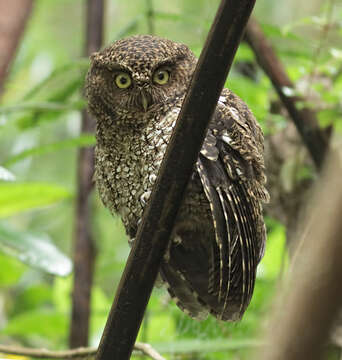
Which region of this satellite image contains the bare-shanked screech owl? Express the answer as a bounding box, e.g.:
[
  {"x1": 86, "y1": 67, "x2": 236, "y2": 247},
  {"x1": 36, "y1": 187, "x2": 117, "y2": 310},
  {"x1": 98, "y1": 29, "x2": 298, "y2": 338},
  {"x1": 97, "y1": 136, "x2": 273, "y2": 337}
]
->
[{"x1": 85, "y1": 35, "x2": 269, "y2": 321}]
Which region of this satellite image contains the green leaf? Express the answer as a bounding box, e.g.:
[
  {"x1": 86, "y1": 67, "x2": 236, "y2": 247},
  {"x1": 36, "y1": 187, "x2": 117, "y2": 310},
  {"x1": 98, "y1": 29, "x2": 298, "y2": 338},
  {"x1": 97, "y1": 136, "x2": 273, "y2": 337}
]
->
[
  {"x1": 0, "y1": 222, "x2": 72, "y2": 276},
  {"x1": 0, "y1": 252, "x2": 25, "y2": 286},
  {"x1": 11, "y1": 284, "x2": 53, "y2": 314},
  {"x1": 4, "y1": 60, "x2": 89, "y2": 129},
  {"x1": 113, "y1": 17, "x2": 141, "y2": 41},
  {"x1": 21, "y1": 60, "x2": 89, "y2": 101},
  {"x1": 0, "y1": 182, "x2": 71, "y2": 218},
  {"x1": 0, "y1": 166, "x2": 15, "y2": 181},
  {"x1": 3, "y1": 309, "x2": 68, "y2": 339},
  {"x1": 259, "y1": 219, "x2": 288, "y2": 279},
  {"x1": 0, "y1": 100, "x2": 84, "y2": 115},
  {"x1": 3, "y1": 134, "x2": 95, "y2": 166}
]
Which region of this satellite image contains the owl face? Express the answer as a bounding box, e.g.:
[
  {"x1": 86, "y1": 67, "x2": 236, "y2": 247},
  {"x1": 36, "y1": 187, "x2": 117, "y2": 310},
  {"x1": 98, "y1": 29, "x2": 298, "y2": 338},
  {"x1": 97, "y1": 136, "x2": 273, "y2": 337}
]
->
[{"x1": 86, "y1": 35, "x2": 197, "y2": 120}]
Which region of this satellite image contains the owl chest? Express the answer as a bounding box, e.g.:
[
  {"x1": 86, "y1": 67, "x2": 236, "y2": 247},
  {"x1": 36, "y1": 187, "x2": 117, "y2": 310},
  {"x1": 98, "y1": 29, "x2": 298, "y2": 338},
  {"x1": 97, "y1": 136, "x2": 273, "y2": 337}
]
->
[{"x1": 97, "y1": 119, "x2": 177, "y2": 230}]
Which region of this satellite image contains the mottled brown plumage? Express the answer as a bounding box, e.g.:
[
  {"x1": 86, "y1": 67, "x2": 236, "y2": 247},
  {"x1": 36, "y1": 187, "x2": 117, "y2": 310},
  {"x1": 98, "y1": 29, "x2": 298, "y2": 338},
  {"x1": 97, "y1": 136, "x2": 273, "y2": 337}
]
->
[{"x1": 85, "y1": 35, "x2": 269, "y2": 321}]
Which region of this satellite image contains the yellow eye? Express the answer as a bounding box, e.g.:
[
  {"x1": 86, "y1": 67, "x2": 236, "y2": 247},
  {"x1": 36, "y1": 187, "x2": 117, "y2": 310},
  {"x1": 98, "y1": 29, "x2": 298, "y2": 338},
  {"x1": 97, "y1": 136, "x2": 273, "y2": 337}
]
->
[
  {"x1": 115, "y1": 72, "x2": 132, "y2": 89},
  {"x1": 153, "y1": 68, "x2": 170, "y2": 85}
]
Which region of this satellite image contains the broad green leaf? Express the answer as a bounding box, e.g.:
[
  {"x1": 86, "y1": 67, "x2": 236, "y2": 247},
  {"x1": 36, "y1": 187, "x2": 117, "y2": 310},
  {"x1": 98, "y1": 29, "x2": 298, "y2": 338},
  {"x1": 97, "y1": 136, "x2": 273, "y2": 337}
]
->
[
  {"x1": 0, "y1": 182, "x2": 71, "y2": 218},
  {"x1": 4, "y1": 134, "x2": 95, "y2": 166},
  {"x1": 52, "y1": 276, "x2": 72, "y2": 312},
  {"x1": 0, "y1": 252, "x2": 25, "y2": 286},
  {"x1": 0, "y1": 222, "x2": 72, "y2": 276},
  {"x1": 3, "y1": 309, "x2": 68, "y2": 339},
  {"x1": 11, "y1": 284, "x2": 53, "y2": 314},
  {"x1": 0, "y1": 166, "x2": 15, "y2": 181}
]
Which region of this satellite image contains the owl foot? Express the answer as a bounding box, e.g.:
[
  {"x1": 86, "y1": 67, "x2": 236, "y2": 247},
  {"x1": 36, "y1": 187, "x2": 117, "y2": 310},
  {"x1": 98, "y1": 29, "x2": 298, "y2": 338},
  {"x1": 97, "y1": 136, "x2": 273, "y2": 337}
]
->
[
  {"x1": 140, "y1": 190, "x2": 151, "y2": 206},
  {"x1": 163, "y1": 235, "x2": 182, "y2": 262}
]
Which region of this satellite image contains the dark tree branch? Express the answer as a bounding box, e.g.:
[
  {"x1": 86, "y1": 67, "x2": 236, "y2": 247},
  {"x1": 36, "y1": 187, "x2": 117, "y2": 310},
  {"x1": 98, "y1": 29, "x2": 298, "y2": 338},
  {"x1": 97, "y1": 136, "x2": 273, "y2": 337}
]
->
[
  {"x1": 245, "y1": 17, "x2": 330, "y2": 170},
  {"x1": 95, "y1": 0, "x2": 256, "y2": 359},
  {"x1": 69, "y1": 0, "x2": 104, "y2": 348},
  {"x1": 0, "y1": 0, "x2": 34, "y2": 96},
  {"x1": 259, "y1": 151, "x2": 342, "y2": 360}
]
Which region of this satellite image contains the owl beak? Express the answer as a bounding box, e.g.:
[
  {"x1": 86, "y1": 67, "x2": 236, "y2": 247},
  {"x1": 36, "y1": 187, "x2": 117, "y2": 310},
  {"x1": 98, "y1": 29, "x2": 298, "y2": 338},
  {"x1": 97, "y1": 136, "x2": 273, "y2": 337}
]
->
[{"x1": 141, "y1": 91, "x2": 149, "y2": 112}]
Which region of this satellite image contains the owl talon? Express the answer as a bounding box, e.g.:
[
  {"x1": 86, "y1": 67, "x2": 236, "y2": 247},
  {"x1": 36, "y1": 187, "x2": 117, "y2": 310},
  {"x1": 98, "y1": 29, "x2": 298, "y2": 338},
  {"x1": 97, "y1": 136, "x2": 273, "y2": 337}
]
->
[
  {"x1": 173, "y1": 235, "x2": 182, "y2": 245},
  {"x1": 140, "y1": 190, "x2": 151, "y2": 206}
]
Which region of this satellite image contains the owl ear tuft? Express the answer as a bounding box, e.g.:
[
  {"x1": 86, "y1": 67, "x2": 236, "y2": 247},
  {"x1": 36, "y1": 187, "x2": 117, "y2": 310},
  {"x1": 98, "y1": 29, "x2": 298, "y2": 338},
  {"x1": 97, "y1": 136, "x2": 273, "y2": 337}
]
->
[
  {"x1": 177, "y1": 43, "x2": 190, "y2": 54},
  {"x1": 90, "y1": 52, "x2": 101, "y2": 64}
]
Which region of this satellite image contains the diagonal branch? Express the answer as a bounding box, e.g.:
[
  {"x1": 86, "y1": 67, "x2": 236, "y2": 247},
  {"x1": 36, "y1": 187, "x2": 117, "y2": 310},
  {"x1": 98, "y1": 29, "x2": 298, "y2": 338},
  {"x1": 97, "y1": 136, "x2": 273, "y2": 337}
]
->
[
  {"x1": 258, "y1": 152, "x2": 342, "y2": 360},
  {"x1": 95, "y1": 0, "x2": 256, "y2": 359},
  {"x1": 0, "y1": 0, "x2": 34, "y2": 96},
  {"x1": 245, "y1": 17, "x2": 330, "y2": 170}
]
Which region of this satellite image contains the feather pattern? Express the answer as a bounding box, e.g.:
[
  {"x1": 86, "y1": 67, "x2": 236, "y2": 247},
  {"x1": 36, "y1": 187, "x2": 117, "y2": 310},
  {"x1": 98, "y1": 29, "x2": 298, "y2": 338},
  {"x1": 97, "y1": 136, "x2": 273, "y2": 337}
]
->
[
  {"x1": 193, "y1": 89, "x2": 269, "y2": 320},
  {"x1": 87, "y1": 35, "x2": 268, "y2": 322}
]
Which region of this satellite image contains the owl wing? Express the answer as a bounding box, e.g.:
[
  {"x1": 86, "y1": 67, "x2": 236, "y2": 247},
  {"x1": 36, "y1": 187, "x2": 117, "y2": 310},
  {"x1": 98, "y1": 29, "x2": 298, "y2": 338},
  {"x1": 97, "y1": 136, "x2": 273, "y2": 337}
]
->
[{"x1": 196, "y1": 88, "x2": 269, "y2": 320}]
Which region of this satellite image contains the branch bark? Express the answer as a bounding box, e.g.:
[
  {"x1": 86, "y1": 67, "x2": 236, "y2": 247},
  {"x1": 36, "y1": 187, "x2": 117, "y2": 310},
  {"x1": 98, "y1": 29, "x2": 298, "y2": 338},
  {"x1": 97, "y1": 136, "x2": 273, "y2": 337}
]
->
[
  {"x1": 0, "y1": 0, "x2": 34, "y2": 96},
  {"x1": 259, "y1": 151, "x2": 342, "y2": 360},
  {"x1": 245, "y1": 17, "x2": 330, "y2": 170},
  {"x1": 95, "y1": 0, "x2": 256, "y2": 359},
  {"x1": 69, "y1": 0, "x2": 104, "y2": 348}
]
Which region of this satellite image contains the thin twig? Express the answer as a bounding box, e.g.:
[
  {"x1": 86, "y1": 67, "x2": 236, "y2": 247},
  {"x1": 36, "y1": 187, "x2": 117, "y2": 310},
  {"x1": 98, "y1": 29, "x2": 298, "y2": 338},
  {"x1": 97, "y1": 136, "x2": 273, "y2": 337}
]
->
[
  {"x1": 305, "y1": 0, "x2": 336, "y2": 98},
  {"x1": 0, "y1": 343, "x2": 165, "y2": 360},
  {"x1": 245, "y1": 17, "x2": 329, "y2": 170},
  {"x1": 134, "y1": 343, "x2": 165, "y2": 360},
  {"x1": 95, "y1": 1, "x2": 256, "y2": 359}
]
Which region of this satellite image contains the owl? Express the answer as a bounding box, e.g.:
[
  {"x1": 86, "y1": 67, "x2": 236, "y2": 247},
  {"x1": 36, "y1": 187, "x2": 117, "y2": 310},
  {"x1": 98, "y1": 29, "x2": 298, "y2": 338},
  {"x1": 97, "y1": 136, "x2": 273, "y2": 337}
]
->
[{"x1": 85, "y1": 35, "x2": 269, "y2": 321}]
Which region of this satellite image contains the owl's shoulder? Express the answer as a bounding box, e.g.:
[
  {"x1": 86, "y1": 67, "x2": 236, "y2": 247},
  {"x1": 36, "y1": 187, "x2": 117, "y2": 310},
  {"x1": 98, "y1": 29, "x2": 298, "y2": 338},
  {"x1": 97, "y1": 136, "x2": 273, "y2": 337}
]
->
[{"x1": 200, "y1": 87, "x2": 268, "y2": 200}]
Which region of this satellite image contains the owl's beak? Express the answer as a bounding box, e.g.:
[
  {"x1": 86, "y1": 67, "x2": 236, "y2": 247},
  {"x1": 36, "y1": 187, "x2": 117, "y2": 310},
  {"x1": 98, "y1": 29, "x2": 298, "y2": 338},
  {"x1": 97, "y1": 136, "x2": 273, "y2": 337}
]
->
[{"x1": 141, "y1": 91, "x2": 149, "y2": 112}]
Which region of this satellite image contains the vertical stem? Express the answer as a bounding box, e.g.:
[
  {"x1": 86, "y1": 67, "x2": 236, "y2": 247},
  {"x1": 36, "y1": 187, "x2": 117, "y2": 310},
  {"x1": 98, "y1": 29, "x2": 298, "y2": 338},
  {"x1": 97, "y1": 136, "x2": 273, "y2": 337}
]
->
[
  {"x1": 69, "y1": 0, "x2": 104, "y2": 348},
  {"x1": 146, "y1": 0, "x2": 155, "y2": 35}
]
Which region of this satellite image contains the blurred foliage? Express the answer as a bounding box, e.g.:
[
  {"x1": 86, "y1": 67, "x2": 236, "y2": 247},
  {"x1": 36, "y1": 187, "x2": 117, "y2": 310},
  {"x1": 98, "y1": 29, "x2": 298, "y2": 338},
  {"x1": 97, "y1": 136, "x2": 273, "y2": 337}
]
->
[{"x1": 0, "y1": 0, "x2": 341, "y2": 359}]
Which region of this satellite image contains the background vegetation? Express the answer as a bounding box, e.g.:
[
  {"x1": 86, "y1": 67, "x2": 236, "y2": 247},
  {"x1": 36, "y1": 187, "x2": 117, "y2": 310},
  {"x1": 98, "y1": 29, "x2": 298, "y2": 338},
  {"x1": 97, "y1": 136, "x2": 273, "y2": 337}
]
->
[{"x1": 0, "y1": 0, "x2": 341, "y2": 359}]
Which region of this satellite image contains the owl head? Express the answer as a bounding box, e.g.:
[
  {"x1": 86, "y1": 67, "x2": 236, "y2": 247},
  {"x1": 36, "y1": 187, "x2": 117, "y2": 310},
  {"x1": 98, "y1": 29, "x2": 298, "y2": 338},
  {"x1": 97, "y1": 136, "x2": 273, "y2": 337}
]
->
[{"x1": 85, "y1": 35, "x2": 196, "y2": 122}]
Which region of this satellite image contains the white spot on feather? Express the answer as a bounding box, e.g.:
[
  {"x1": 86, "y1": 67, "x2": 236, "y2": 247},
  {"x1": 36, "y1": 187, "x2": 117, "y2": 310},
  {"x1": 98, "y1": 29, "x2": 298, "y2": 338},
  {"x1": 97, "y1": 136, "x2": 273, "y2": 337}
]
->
[{"x1": 221, "y1": 134, "x2": 232, "y2": 145}]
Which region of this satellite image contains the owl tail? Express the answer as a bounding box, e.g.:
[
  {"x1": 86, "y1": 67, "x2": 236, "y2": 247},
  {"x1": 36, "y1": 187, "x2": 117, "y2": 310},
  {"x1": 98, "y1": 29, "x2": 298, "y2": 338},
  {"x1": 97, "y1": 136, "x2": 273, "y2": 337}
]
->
[
  {"x1": 160, "y1": 263, "x2": 209, "y2": 320},
  {"x1": 160, "y1": 231, "x2": 243, "y2": 322}
]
